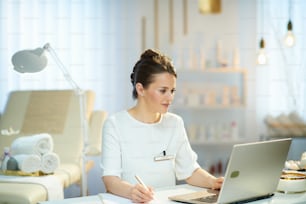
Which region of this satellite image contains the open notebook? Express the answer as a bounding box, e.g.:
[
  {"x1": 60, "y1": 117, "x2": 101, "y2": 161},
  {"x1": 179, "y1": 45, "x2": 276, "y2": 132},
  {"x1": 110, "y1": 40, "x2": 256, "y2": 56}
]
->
[{"x1": 169, "y1": 138, "x2": 292, "y2": 204}]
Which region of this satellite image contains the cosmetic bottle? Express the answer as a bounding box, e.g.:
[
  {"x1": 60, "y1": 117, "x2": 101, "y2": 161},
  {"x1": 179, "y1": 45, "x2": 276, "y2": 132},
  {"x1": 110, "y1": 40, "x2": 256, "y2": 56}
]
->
[{"x1": 1, "y1": 147, "x2": 10, "y2": 171}]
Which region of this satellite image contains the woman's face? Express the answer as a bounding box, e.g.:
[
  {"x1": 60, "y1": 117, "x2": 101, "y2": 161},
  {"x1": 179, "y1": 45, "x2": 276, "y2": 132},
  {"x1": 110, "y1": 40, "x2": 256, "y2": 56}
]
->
[{"x1": 140, "y1": 72, "x2": 176, "y2": 114}]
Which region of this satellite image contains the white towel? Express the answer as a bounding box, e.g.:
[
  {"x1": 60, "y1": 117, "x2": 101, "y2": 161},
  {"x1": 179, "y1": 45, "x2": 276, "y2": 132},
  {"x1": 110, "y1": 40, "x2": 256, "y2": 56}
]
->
[
  {"x1": 301, "y1": 152, "x2": 306, "y2": 168},
  {"x1": 10, "y1": 133, "x2": 54, "y2": 156},
  {"x1": 41, "y1": 152, "x2": 60, "y2": 174},
  {"x1": 13, "y1": 154, "x2": 41, "y2": 173}
]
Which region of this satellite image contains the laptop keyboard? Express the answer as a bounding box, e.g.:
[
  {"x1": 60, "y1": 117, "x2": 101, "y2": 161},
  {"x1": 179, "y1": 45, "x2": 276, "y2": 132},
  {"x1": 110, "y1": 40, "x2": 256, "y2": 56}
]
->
[{"x1": 192, "y1": 194, "x2": 218, "y2": 203}]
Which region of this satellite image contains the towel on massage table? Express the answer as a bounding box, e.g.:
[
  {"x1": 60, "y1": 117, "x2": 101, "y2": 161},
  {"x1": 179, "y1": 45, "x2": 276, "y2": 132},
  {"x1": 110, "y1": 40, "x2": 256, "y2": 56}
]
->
[
  {"x1": 8, "y1": 134, "x2": 60, "y2": 174},
  {"x1": 10, "y1": 133, "x2": 53, "y2": 156},
  {"x1": 13, "y1": 154, "x2": 41, "y2": 173}
]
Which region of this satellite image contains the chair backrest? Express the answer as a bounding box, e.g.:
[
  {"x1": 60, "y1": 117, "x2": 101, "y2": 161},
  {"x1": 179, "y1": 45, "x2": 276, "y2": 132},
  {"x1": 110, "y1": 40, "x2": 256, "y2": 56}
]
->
[{"x1": 0, "y1": 90, "x2": 95, "y2": 165}]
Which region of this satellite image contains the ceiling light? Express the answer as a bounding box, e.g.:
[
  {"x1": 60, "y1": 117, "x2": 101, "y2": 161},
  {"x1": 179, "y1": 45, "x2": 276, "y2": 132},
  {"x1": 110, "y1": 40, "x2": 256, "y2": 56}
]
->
[
  {"x1": 257, "y1": 38, "x2": 268, "y2": 65},
  {"x1": 284, "y1": 20, "x2": 295, "y2": 47}
]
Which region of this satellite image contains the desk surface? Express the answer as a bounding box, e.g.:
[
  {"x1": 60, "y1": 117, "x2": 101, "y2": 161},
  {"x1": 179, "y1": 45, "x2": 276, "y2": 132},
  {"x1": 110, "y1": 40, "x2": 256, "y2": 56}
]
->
[{"x1": 40, "y1": 184, "x2": 306, "y2": 204}]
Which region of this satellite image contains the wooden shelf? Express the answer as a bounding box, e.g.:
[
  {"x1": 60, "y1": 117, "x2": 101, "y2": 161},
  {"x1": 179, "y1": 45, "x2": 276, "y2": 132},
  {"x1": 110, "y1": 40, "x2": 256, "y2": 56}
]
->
[
  {"x1": 177, "y1": 67, "x2": 247, "y2": 73},
  {"x1": 172, "y1": 104, "x2": 246, "y2": 110},
  {"x1": 189, "y1": 139, "x2": 255, "y2": 146}
]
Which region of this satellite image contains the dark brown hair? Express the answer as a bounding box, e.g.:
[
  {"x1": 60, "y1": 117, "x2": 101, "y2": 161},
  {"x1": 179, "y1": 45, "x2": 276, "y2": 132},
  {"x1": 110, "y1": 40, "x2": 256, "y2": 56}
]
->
[{"x1": 130, "y1": 49, "x2": 177, "y2": 99}]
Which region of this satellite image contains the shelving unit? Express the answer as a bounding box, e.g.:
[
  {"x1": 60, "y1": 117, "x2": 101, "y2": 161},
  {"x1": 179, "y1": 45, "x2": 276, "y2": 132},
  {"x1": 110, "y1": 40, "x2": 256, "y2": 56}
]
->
[
  {"x1": 172, "y1": 67, "x2": 247, "y2": 141},
  {"x1": 171, "y1": 67, "x2": 248, "y2": 175}
]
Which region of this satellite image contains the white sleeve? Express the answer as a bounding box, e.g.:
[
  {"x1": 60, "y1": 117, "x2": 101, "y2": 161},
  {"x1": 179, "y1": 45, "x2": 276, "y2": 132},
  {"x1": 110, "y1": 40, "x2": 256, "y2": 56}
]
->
[{"x1": 100, "y1": 117, "x2": 122, "y2": 177}]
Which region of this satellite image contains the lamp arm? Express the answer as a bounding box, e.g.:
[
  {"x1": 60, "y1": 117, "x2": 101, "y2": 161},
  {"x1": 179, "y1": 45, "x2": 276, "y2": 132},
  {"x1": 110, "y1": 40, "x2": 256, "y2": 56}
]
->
[
  {"x1": 43, "y1": 43, "x2": 88, "y2": 196},
  {"x1": 43, "y1": 43, "x2": 81, "y2": 92}
]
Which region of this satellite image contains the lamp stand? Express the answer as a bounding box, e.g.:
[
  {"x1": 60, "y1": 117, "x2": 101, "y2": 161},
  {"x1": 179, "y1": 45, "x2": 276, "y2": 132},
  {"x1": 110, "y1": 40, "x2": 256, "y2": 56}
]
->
[{"x1": 43, "y1": 43, "x2": 88, "y2": 197}]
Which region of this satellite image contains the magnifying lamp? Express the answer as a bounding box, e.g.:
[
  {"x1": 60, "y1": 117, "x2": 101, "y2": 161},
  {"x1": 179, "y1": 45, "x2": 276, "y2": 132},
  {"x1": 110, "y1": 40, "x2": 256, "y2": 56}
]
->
[
  {"x1": 12, "y1": 47, "x2": 47, "y2": 73},
  {"x1": 12, "y1": 43, "x2": 81, "y2": 90},
  {"x1": 11, "y1": 43, "x2": 89, "y2": 197}
]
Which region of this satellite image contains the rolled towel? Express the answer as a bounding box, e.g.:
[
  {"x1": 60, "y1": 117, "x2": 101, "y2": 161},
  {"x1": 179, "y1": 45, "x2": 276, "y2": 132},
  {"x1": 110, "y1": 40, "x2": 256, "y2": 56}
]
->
[
  {"x1": 14, "y1": 154, "x2": 41, "y2": 173},
  {"x1": 300, "y1": 152, "x2": 306, "y2": 168},
  {"x1": 10, "y1": 133, "x2": 53, "y2": 156},
  {"x1": 40, "y1": 152, "x2": 60, "y2": 174}
]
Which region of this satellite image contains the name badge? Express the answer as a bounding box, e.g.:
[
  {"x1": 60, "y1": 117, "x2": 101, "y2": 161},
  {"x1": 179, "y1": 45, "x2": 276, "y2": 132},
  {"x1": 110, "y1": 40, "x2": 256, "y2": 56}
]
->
[{"x1": 154, "y1": 150, "x2": 174, "y2": 161}]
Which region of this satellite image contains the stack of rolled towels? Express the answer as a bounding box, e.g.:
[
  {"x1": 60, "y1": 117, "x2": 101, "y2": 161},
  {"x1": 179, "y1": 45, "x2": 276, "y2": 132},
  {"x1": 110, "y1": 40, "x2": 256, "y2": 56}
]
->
[{"x1": 5, "y1": 133, "x2": 60, "y2": 174}]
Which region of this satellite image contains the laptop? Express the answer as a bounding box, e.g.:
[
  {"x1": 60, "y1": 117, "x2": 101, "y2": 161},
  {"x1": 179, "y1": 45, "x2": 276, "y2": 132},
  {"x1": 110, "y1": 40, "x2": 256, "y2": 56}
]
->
[{"x1": 169, "y1": 138, "x2": 292, "y2": 204}]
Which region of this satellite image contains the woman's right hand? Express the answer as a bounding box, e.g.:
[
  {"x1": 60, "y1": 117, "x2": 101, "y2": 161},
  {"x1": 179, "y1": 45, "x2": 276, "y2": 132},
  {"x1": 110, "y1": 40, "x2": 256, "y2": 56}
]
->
[
  {"x1": 211, "y1": 177, "x2": 224, "y2": 190},
  {"x1": 130, "y1": 183, "x2": 154, "y2": 203}
]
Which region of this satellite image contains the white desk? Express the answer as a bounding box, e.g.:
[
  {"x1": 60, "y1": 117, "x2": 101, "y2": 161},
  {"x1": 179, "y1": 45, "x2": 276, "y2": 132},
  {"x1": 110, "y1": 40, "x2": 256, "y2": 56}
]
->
[{"x1": 40, "y1": 184, "x2": 306, "y2": 204}]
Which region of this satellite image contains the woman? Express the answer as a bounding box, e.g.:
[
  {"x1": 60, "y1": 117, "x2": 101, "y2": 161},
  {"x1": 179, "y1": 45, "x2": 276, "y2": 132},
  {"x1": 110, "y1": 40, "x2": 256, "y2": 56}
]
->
[{"x1": 101, "y1": 49, "x2": 224, "y2": 203}]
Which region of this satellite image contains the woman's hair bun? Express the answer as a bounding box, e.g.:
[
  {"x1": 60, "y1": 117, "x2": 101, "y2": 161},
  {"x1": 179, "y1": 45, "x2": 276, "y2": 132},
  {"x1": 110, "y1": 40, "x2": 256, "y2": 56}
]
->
[{"x1": 140, "y1": 49, "x2": 159, "y2": 60}]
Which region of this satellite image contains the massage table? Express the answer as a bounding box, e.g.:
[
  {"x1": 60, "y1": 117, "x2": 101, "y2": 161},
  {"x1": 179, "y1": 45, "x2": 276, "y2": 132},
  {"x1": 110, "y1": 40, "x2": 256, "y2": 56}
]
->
[{"x1": 0, "y1": 90, "x2": 107, "y2": 204}]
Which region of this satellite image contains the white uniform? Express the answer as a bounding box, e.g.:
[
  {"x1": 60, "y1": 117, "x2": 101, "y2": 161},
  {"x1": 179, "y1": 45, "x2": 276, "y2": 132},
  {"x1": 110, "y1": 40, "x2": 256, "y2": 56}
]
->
[{"x1": 101, "y1": 111, "x2": 200, "y2": 188}]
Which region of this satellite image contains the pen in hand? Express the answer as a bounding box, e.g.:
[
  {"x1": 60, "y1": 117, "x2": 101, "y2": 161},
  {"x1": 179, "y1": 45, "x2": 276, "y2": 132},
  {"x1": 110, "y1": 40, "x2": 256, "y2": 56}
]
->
[
  {"x1": 135, "y1": 175, "x2": 155, "y2": 201},
  {"x1": 135, "y1": 175, "x2": 149, "y2": 191}
]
